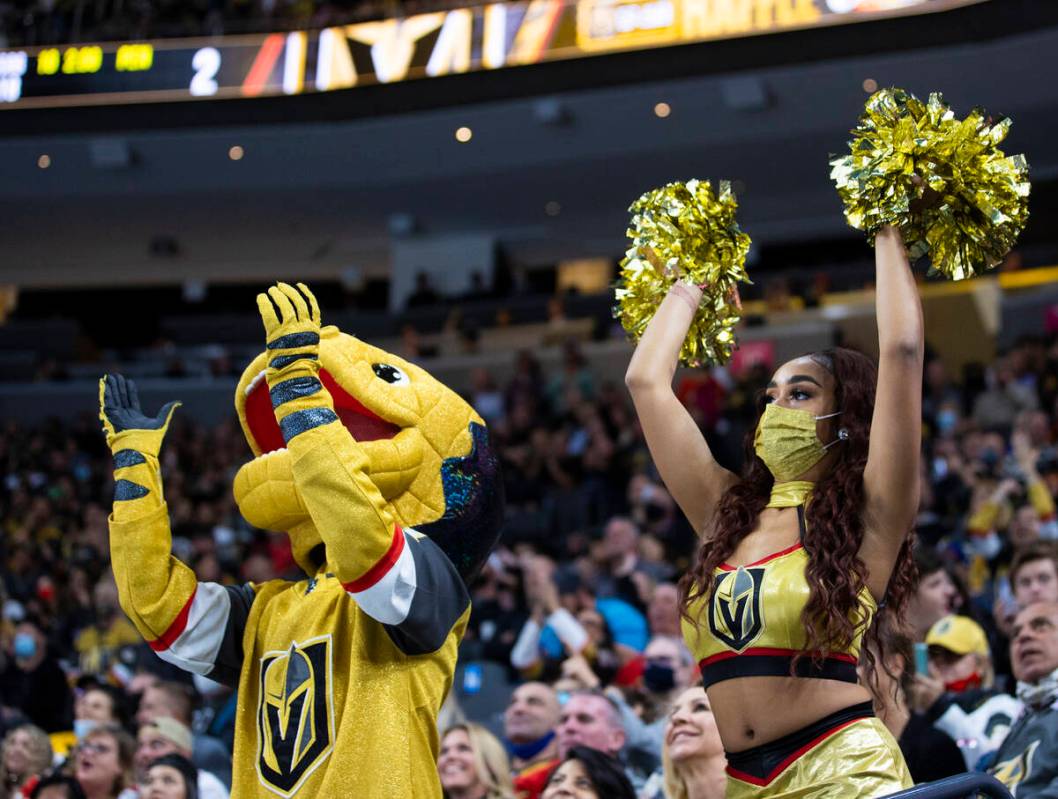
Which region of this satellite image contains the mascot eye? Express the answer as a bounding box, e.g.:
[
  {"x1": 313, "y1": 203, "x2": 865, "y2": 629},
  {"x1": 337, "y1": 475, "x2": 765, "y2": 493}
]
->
[{"x1": 372, "y1": 363, "x2": 409, "y2": 386}]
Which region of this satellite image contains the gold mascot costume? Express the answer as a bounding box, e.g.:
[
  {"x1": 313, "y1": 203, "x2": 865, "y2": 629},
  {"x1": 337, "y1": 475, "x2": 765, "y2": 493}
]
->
[{"x1": 99, "y1": 282, "x2": 504, "y2": 798}]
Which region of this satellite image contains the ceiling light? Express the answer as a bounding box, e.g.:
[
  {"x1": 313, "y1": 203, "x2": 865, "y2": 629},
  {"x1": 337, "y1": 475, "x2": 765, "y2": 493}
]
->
[
  {"x1": 862, "y1": 78, "x2": 878, "y2": 93},
  {"x1": 455, "y1": 127, "x2": 473, "y2": 143},
  {"x1": 229, "y1": 145, "x2": 244, "y2": 160},
  {"x1": 545, "y1": 201, "x2": 561, "y2": 217},
  {"x1": 37, "y1": 154, "x2": 51, "y2": 169},
  {"x1": 654, "y1": 102, "x2": 671, "y2": 118}
]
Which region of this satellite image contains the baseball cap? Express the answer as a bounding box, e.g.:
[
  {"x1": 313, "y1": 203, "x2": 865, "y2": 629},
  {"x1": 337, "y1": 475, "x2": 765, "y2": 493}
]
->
[
  {"x1": 926, "y1": 615, "x2": 990, "y2": 657},
  {"x1": 146, "y1": 717, "x2": 193, "y2": 753}
]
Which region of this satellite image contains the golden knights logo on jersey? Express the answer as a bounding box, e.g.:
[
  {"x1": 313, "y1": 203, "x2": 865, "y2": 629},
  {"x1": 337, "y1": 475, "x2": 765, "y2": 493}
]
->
[
  {"x1": 256, "y1": 635, "x2": 335, "y2": 797},
  {"x1": 708, "y1": 566, "x2": 765, "y2": 651},
  {"x1": 993, "y1": 739, "x2": 1039, "y2": 795}
]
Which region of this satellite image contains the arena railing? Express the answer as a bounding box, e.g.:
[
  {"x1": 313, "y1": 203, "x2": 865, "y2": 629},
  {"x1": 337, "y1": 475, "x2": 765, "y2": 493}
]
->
[{"x1": 883, "y1": 773, "x2": 1013, "y2": 799}]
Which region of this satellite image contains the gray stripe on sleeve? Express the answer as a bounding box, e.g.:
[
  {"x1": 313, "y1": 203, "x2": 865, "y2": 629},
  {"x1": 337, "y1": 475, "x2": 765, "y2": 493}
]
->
[
  {"x1": 205, "y1": 583, "x2": 257, "y2": 689},
  {"x1": 383, "y1": 535, "x2": 469, "y2": 656}
]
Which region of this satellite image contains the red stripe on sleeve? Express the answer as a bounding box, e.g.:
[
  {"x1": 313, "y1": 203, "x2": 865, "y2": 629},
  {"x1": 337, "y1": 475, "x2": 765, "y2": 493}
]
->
[
  {"x1": 342, "y1": 525, "x2": 406, "y2": 594},
  {"x1": 149, "y1": 587, "x2": 197, "y2": 652}
]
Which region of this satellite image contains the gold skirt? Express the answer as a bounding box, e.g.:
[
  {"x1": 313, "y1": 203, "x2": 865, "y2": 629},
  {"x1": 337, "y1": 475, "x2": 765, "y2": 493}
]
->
[{"x1": 725, "y1": 713, "x2": 912, "y2": 798}]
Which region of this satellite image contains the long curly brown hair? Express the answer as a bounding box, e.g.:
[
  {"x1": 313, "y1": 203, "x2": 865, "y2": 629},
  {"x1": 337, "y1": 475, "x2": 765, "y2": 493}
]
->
[{"x1": 679, "y1": 347, "x2": 917, "y2": 686}]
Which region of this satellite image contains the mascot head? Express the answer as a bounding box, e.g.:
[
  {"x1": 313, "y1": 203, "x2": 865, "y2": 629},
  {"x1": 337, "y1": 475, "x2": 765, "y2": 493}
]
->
[{"x1": 232, "y1": 324, "x2": 503, "y2": 580}]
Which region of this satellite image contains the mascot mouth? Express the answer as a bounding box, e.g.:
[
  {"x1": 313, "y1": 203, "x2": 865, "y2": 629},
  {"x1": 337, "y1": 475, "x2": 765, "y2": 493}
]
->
[{"x1": 244, "y1": 367, "x2": 401, "y2": 454}]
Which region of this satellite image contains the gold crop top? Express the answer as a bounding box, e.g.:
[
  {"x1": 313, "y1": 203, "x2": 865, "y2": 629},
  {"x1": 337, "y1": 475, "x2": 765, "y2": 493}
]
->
[{"x1": 682, "y1": 481, "x2": 877, "y2": 689}]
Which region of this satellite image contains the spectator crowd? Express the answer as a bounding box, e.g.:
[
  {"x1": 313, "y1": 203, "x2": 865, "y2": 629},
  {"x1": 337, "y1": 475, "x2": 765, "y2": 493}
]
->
[{"x1": 5, "y1": 328, "x2": 1058, "y2": 797}]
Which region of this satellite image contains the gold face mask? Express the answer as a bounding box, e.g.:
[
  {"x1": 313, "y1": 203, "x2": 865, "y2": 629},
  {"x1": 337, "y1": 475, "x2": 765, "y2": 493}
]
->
[{"x1": 753, "y1": 403, "x2": 845, "y2": 482}]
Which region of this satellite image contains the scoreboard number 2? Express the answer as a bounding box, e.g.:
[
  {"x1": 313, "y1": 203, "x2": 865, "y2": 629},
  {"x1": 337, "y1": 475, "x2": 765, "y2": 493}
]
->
[{"x1": 190, "y1": 47, "x2": 221, "y2": 96}]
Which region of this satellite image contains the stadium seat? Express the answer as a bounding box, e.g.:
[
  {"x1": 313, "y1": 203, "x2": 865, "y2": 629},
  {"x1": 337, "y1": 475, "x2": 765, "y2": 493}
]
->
[{"x1": 882, "y1": 773, "x2": 1013, "y2": 799}]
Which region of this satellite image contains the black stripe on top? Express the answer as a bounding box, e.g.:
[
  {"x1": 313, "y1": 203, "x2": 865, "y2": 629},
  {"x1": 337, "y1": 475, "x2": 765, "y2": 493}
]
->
[{"x1": 700, "y1": 653, "x2": 858, "y2": 690}]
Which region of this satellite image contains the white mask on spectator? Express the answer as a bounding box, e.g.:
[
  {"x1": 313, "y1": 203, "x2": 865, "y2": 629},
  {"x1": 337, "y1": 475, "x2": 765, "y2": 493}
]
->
[
  {"x1": 73, "y1": 719, "x2": 99, "y2": 741},
  {"x1": 1016, "y1": 666, "x2": 1058, "y2": 710}
]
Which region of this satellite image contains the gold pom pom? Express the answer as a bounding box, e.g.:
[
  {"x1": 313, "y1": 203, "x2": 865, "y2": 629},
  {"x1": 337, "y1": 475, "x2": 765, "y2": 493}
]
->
[
  {"x1": 614, "y1": 179, "x2": 751, "y2": 367},
  {"x1": 830, "y1": 88, "x2": 1030, "y2": 280}
]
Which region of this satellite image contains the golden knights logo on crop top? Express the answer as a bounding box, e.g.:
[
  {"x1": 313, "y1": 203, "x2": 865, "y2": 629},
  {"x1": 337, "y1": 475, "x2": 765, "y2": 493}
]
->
[
  {"x1": 256, "y1": 635, "x2": 335, "y2": 797},
  {"x1": 708, "y1": 567, "x2": 765, "y2": 652}
]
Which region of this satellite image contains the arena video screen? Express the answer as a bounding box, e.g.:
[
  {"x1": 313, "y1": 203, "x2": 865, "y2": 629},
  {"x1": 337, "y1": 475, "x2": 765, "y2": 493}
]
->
[{"x1": 0, "y1": 0, "x2": 984, "y2": 109}]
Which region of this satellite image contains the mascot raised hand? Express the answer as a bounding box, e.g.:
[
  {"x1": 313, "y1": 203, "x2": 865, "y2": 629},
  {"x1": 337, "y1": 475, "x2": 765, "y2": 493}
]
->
[{"x1": 100, "y1": 282, "x2": 503, "y2": 798}]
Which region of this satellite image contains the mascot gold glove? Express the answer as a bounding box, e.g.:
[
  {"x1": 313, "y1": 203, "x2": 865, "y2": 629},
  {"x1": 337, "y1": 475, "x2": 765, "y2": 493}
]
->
[
  {"x1": 255, "y1": 281, "x2": 401, "y2": 592},
  {"x1": 98, "y1": 373, "x2": 202, "y2": 660},
  {"x1": 98, "y1": 373, "x2": 180, "y2": 517},
  {"x1": 257, "y1": 282, "x2": 333, "y2": 423}
]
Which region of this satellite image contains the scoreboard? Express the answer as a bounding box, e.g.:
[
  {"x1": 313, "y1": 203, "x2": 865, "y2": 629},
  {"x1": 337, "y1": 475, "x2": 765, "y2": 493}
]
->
[{"x1": 0, "y1": 0, "x2": 984, "y2": 109}]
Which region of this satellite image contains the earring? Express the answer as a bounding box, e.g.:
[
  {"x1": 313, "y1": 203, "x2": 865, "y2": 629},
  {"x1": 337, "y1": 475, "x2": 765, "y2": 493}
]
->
[{"x1": 838, "y1": 428, "x2": 850, "y2": 440}]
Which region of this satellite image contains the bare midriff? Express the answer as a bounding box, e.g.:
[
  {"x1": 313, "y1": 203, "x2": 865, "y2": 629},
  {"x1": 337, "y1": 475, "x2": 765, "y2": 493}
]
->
[
  {"x1": 699, "y1": 506, "x2": 875, "y2": 752},
  {"x1": 708, "y1": 676, "x2": 873, "y2": 752}
]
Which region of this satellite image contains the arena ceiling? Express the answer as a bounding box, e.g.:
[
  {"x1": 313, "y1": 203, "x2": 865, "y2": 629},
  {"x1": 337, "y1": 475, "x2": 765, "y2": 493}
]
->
[{"x1": 2, "y1": 2, "x2": 1058, "y2": 289}]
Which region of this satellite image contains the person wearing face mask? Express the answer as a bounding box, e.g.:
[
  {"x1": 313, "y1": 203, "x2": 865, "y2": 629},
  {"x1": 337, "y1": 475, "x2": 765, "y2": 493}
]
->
[
  {"x1": 991, "y1": 602, "x2": 1058, "y2": 796},
  {"x1": 600, "y1": 636, "x2": 692, "y2": 771},
  {"x1": 863, "y1": 621, "x2": 964, "y2": 784},
  {"x1": 50, "y1": 684, "x2": 131, "y2": 763},
  {"x1": 0, "y1": 620, "x2": 72, "y2": 734},
  {"x1": 504, "y1": 683, "x2": 561, "y2": 799},
  {"x1": 626, "y1": 225, "x2": 922, "y2": 797},
  {"x1": 911, "y1": 615, "x2": 1022, "y2": 770}
]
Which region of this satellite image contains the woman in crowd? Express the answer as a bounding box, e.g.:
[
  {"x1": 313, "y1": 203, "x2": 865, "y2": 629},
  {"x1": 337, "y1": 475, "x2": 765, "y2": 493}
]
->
[
  {"x1": 142, "y1": 754, "x2": 198, "y2": 799},
  {"x1": 438, "y1": 723, "x2": 514, "y2": 799},
  {"x1": 1, "y1": 725, "x2": 52, "y2": 799},
  {"x1": 73, "y1": 726, "x2": 136, "y2": 799},
  {"x1": 541, "y1": 746, "x2": 634, "y2": 799},
  {"x1": 626, "y1": 226, "x2": 923, "y2": 797},
  {"x1": 660, "y1": 687, "x2": 726, "y2": 799}
]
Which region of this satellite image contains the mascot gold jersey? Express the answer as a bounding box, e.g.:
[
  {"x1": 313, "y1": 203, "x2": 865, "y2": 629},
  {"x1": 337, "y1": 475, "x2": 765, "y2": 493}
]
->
[{"x1": 99, "y1": 283, "x2": 503, "y2": 798}]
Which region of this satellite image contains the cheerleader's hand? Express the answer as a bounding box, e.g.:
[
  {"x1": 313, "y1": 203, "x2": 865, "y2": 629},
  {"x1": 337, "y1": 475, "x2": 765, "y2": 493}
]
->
[{"x1": 98, "y1": 374, "x2": 180, "y2": 457}]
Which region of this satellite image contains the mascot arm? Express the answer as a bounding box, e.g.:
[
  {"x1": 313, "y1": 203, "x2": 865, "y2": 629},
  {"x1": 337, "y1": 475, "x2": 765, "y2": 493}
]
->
[
  {"x1": 260, "y1": 284, "x2": 471, "y2": 652},
  {"x1": 100, "y1": 375, "x2": 255, "y2": 687},
  {"x1": 270, "y1": 357, "x2": 471, "y2": 651}
]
